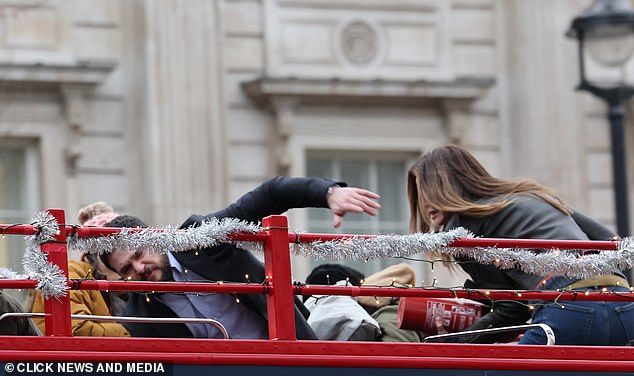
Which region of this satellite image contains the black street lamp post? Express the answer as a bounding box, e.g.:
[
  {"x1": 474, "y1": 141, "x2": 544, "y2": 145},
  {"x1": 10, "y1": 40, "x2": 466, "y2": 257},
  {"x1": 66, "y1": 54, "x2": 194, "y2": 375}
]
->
[{"x1": 567, "y1": 0, "x2": 634, "y2": 237}]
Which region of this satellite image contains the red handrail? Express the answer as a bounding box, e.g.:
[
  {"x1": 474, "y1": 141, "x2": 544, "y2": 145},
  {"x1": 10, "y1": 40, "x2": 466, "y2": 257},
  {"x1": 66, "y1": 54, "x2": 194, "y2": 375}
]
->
[
  {"x1": 2, "y1": 210, "x2": 634, "y2": 372},
  {"x1": 3, "y1": 222, "x2": 622, "y2": 250},
  {"x1": 5, "y1": 212, "x2": 634, "y2": 338}
]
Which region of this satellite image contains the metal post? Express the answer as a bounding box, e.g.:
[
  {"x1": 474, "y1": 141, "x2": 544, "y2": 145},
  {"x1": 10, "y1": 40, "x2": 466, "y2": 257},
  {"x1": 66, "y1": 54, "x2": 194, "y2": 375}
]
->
[
  {"x1": 608, "y1": 102, "x2": 631, "y2": 237},
  {"x1": 577, "y1": 82, "x2": 634, "y2": 238},
  {"x1": 261, "y1": 215, "x2": 296, "y2": 340},
  {"x1": 41, "y1": 208, "x2": 72, "y2": 336}
]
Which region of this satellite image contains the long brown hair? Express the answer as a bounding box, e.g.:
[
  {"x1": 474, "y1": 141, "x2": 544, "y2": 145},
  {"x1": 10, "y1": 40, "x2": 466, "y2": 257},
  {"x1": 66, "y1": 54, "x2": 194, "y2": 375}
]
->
[{"x1": 408, "y1": 145, "x2": 571, "y2": 233}]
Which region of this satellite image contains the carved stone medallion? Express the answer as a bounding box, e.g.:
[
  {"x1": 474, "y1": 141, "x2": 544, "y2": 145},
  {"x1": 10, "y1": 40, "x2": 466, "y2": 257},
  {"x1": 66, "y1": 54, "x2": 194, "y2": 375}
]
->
[{"x1": 341, "y1": 21, "x2": 378, "y2": 66}]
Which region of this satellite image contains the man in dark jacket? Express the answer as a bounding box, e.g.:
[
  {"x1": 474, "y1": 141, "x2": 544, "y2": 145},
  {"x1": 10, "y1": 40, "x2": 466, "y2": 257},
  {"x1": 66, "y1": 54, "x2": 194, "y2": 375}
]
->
[{"x1": 101, "y1": 176, "x2": 380, "y2": 339}]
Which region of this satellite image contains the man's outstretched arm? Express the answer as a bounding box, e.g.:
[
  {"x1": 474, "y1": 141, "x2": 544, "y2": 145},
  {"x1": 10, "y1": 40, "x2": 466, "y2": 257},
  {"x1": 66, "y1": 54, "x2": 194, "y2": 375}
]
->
[{"x1": 181, "y1": 176, "x2": 380, "y2": 229}]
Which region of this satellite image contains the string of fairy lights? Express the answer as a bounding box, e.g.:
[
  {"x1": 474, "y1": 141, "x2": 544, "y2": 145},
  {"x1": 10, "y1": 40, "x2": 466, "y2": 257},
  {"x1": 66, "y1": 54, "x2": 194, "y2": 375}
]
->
[{"x1": 5, "y1": 211, "x2": 634, "y2": 308}]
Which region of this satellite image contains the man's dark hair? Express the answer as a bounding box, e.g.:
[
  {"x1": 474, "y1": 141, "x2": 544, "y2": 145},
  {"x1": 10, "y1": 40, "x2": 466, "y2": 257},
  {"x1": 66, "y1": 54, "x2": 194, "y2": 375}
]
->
[
  {"x1": 105, "y1": 215, "x2": 148, "y2": 229},
  {"x1": 99, "y1": 215, "x2": 149, "y2": 272}
]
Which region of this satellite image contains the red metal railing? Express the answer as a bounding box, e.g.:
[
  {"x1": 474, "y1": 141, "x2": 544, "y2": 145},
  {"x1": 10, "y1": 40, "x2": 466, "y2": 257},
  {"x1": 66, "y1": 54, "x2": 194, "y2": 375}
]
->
[{"x1": 1, "y1": 209, "x2": 634, "y2": 372}]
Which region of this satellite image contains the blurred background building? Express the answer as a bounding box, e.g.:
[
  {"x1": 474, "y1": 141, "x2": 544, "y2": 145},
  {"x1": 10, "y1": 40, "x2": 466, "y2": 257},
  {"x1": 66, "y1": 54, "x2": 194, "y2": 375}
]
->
[{"x1": 0, "y1": 0, "x2": 631, "y2": 284}]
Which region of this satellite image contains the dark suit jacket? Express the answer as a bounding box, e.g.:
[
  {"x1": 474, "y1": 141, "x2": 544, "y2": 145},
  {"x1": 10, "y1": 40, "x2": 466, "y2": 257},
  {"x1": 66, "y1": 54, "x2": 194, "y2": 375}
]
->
[{"x1": 123, "y1": 176, "x2": 341, "y2": 339}]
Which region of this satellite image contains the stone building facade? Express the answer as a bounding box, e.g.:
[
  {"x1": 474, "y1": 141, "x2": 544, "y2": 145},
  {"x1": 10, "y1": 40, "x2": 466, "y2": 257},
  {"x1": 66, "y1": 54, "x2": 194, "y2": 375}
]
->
[{"x1": 0, "y1": 0, "x2": 629, "y2": 282}]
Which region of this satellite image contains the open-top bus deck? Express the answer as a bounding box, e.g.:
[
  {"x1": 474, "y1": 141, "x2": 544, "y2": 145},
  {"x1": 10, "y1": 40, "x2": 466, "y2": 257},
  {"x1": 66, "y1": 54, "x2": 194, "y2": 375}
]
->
[{"x1": 0, "y1": 209, "x2": 633, "y2": 376}]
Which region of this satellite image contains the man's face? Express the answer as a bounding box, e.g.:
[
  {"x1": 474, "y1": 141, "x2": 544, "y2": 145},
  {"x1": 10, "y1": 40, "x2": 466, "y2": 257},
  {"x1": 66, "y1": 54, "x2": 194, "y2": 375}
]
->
[{"x1": 106, "y1": 248, "x2": 168, "y2": 281}]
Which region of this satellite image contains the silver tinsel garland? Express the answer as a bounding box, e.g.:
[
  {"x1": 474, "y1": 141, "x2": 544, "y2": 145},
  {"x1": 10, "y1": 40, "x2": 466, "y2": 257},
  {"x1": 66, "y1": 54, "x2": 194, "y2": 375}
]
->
[
  {"x1": 23, "y1": 212, "x2": 69, "y2": 299},
  {"x1": 292, "y1": 228, "x2": 472, "y2": 261},
  {"x1": 294, "y1": 228, "x2": 634, "y2": 280},
  {"x1": 69, "y1": 217, "x2": 263, "y2": 257},
  {"x1": 22, "y1": 215, "x2": 263, "y2": 299},
  {"x1": 16, "y1": 212, "x2": 634, "y2": 299},
  {"x1": 446, "y1": 242, "x2": 634, "y2": 280}
]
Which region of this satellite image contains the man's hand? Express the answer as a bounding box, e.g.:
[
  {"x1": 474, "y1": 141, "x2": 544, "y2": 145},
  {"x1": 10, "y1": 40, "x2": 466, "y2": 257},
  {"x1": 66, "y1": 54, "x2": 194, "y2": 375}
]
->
[{"x1": 326, "y1": 186, "x2": 381, "y2": 228}]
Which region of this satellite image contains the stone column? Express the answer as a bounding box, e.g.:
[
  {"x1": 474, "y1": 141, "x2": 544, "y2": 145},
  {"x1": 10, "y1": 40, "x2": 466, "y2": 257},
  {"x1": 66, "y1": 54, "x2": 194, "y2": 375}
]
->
[
  {"x1": 143, "y1": 0, "x2": 227, "y2": 225},
  {"x1": 60, "y1": 84, "x2": 87, "y2": 216},
  {"x1": 500, "y1": 0, "x2": 585, "y2": 205}
]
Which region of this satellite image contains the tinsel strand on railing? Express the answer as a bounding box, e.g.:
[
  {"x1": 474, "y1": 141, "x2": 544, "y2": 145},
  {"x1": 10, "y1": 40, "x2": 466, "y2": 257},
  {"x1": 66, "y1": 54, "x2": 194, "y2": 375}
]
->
[
  {"x1": 292, "y1": 228, "x2": 472, "y2": 261},
  {"x1": 294, "y1": 229, "x2": 634, "y2": 280},
  {"x1": 15, "y1": 212, "x2": 634, "y2": 298},
  {"x1": 0, "y1": 266, "x2": 25, "y2": 280},
  {"x1": 23, "y1": 212, "x2": 69, "y2": 299},
  {"x1": 449, "y1": 243, "x2": 634, "y2": 280},
  {"x1": 69, "y1": 217, "x2": 263, "y2": 256},
  {"x1": 22, "y1": 214, "x2": 263, "y2": 299}
]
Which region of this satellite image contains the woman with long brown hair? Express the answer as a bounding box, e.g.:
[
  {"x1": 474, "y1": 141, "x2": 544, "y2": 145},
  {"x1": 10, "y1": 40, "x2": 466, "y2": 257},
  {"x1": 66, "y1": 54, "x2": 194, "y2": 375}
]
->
[{"x1": 408, "y1": 144, "x2": 634, "y2": 345}]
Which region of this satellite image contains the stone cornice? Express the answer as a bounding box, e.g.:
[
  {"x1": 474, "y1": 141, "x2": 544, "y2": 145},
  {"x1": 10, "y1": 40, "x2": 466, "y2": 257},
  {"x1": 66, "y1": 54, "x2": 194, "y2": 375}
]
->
[
  {"x1": 242, "y1": 76, "x2": 495, "y2": 107},
  {"x1": 0, "y1": 61, "x2": 117, "y2": 86}
]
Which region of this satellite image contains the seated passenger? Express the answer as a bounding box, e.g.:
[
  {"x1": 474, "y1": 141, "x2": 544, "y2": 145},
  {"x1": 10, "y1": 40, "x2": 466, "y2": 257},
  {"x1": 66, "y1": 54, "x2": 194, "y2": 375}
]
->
[
  {"x1": 358, "y1": 263, "x2": 425, "y2": 342},
  {"x1": 77, "y1": 201, "x2": 115, "y2": 226},
  {"x1": 0, "y1": 288, "x2": 40, "y2": 336},
  {"x1": 304, "y1": 263, "x2": 424, "y2": 342},
  {"x1": 30, "y1": 258, "x2": 130, "y2": 337},
  {"x1": 304, "y1": 264, "x2": 380, "y2": 341},
  {"x1": 30, "y1": 212, "x2": 130, "y2": 337},
  {"x1": 80, "y1": 211, "x2": 129, "y2": 316}
]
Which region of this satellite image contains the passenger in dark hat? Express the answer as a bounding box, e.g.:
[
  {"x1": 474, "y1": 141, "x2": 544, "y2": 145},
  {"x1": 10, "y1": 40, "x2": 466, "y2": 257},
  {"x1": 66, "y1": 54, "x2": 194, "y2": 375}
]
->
[{"x1": 306, "y1": 264, "x2": 365, "y2": 286}]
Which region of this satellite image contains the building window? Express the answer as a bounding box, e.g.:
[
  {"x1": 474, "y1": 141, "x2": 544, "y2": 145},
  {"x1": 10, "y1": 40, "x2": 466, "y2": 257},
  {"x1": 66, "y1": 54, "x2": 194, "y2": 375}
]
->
[
  {"x1": 0, "y1": 139, "x2": 40, "y2": 271},
  {"x1": 305, "y1": 151, "x2": 415, "y2": 277}
]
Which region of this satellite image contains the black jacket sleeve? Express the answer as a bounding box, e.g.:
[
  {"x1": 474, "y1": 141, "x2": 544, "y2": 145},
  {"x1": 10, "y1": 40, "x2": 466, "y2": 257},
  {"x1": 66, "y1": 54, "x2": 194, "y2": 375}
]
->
[
  {"x1": 180, "y1": 176, "x2": 341, "y2": 228},
  {"x1": 176, "y1": 176, "x2": 341, "y2": 277}
]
